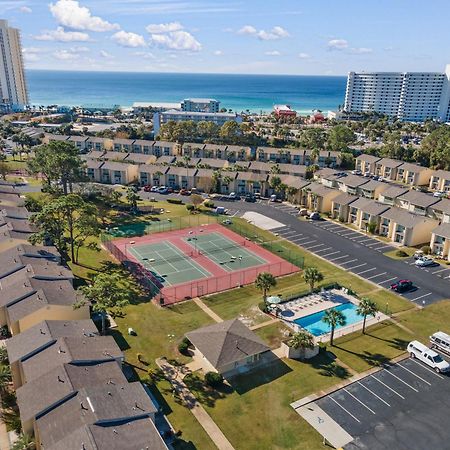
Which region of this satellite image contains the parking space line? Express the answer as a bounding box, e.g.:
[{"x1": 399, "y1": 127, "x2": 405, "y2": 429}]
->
[
  {"x1": 355, "y1": 267, "x2": 377, "y2": 276},
  {"x1": 371, "y1": 375, "x2": 405, "y2": 399},
  {"x1": 397, "y1": 363, "x2": 431, "y2": 385},
  {"x1": 357, "y1": 381, "x2": 391, "y2": 407},
  {"x1": 343, "y1": 388, "x2": 376, "y2": 414},
  {"x1": 346, "y1": 263, "x2": 367, "y2": 271},
  {"x1": 329, "y1": 254, "x2": 349, "y2": 261},
  {"x1": 383, "y1": 367, "x2": 419, "y2": 392},
  {"x1": 378, "y1": 277, "x2": 397, "y2": 284},
  {"x1": 340, "y1": 258, "x2": 358, "y2": 265},
  {"x1": 304, "y1": 243, "x2": 325, "y2": 250},
  {"x1": 365, "y1": 241, "x2": 382, "y2": 247},
  {"x1": 329, "y1": 397, "x2": 361, "y2": 423},
  {"x1": 410, "y1": 292, "x2": 433, "y2": 302},
  {"x1": 339, "y1": 231, "x2": 359, "y2": 237},
  {"x1": 432, "y1": 268, "x2": 448, "y2": 275},
  {"x1": 291, "y1": 236, "x2": 311, "y2": 242},
  {"x1": 300, "y1": 240, "x2": 317, "y2": 246},
  {"x1": 321, "y1": 251, "x2": 340, "y2": 258},
  {"x1": 408, "y1": 358, "x2": 445, "y2": 379},
  {"x1": 366, "y1": 272, "x2": 387, "y2": 280},
  {"x1": 315, "y1": 247, "x2": 333, "y2": 253}
]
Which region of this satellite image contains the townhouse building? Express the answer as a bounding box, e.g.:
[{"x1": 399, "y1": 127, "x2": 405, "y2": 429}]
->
[{"x1": 429, "y1": 170, "x2": 450, "y2": 193}]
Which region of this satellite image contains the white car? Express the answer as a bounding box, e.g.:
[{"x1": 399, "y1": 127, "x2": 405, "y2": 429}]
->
[
  {"x1": 407, "y1": 340, "x2": 450, "y2": 373},
  {"x1": 415, "y1": 257, "x2": 435, "y2": 267},
  {"x1": 433, "y1": 191, "x2": 446, "y2": 198}
]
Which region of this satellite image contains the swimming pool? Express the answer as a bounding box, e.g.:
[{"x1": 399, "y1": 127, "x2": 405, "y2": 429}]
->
[{"x1": 294, "y1": 302, "x2": 363, "y2": 336}]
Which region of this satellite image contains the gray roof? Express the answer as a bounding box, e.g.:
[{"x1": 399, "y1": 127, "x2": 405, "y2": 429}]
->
[
  {"x1": 332, "y1": 192, "x2": 359, "y2": 206},
  {"x1": 232, "y1": 161, "x2": 251, "y2": 169},
  {"x1": 195, "y1": 168, "x2": 216, "y2": 178},
  {"x1": 306, "y1": 182, "x2": 339, "y2": 198},
  {"x1": 133, "y1": 139, "x2": 155, "y2": 146},
  {"x1": 398, "y1": 190, "x2": 440, "y2": 208},
  {"x1": 237, "y1": 172, "x2": 268, "y2": 182},
  {"x1": 278, "y1": 175, "x2": 310, "y2": 190},
  {"x1": 337, "y1": 174, "x2": 369, "y2": 188},
  {"x1": 432, "y1": 223, "x2": 450, "y2": 239},
  {"x1": 7, "y1": 319, "x2": 98, "y2": 364},
  {"x1": 17, "y1": 360, "x2": 127, "y2": 423},
  {"x1": 381, "y1": 207, "x2": 437, "y2": 227},
  {"x1": 0, "y1": 217, "x2": 35, "y2": 234},
  {"x1": 100, "y1": 161, "x2": 132, "y2": 171},
  {"x1": 186, "y1": 319, "x2": 269, "y2": 370},
  {"x1": 314, "y1": 168, "x2": 340, "y2": 179},
  {"x1": 379, "y1": 185, "x2": 409, "y2": 199},
  {"x1": 431, "y1": 199, "x2": 450, "y2": 215},
  {"x1": 356, "y1": 154, "x2": 381, "y2": 164},
  {"x1": 124, "y1": 153, "x2": 155, "y2": 165},
  {"x1": 0, "y1": 205, "x2": 30, "y2": 220},
  {"x1": 400, "y1": 162, "x2": 430, "y2": 173},
  {"x1": 102, "y1": 152, "x2": 129, "y2": 162},
  {"x1": 85, "y1": 150, "x2": 106, "y2": 159},
  {"x1": 0, "y1": 192, "x2": 24, "y2": 206},
  {"x1": 198, "y1": 158, "x2": 228, "y2": 169},
  {"x1": 156, "y1": 155, "x2": 176, "y2": 165},
  {"x1": 0, "y1": 185, "x2": 21, "y2": 195},
  {"x1": 138, "y1": 164, "x2": 168, "y2": 175},
  {"x1": 377, "y1": 158, "x2": 403, "y2": 169},
  {"x1": 249, "y1": 161, "x2": 274, "y2": 172},
  {"x1": 153, "y1": 141, "x2": 176, "y2": 148},
  {"x1": 21, "y1": 336, "x2": 123, "y2": 383},
  {"x1": 114, "y1": 138, "x2": 136, "y2": 145},
  {"x1": 0, "y1": 243, "x2": 59, "y2": 262},
  {"x1": 432, "y1": 169, "x2": 450, "y2": 181},
  {"x1": 37, "y1": 383, "x2": 159, "y2": 450},
  {"x1": 85, "y1": 159, "x2": 104, "y2": 170},
  {"x1": 182, "y1": 142, "x2": 205, "y2": 150},
  {"x1": 68, "y1": 136, "x2": 88, "y2": 142},
  {"x1": 166, "y1": 166, "x2": 197, "y2": 177},
  {"x1": 359, "y1": 179, "x2": 387, "y2": 192},
  {"x1": 350, "y1": 198, "x2": 391, "y2": 216},
  {"x1": 277, "y1": 164, "x2": 307, "y2": 176}
]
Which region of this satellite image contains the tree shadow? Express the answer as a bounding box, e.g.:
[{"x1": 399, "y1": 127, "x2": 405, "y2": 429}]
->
[
  {"x1": 365, "y1": 334, "x2": 409, "y2": 351},
  {"x1": 184, "y1": 373, "x2": 233, "y2": 408},
  {"x1": 229, "y1": 356, "x2": 293, "y2": 395},
  {"x1": 108, "y1": 329, "x2": 131, "y2": 351},
  {"x1": 332, "y1": 345, "x2": 391, "y2": 367},
  {"x1": 309, "y1": 352, "x2": 350, "y2": 379}
]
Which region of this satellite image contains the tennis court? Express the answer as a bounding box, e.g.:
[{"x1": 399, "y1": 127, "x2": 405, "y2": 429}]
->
[
  {"x1": 183, "y1": 231, "x2": 266, "y2": 272},
  {"x1": 128, "y1": 241, "x2": 211, "y2": 286}
]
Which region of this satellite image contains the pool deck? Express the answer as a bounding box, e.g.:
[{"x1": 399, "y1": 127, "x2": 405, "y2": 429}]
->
[{"x1": 277, "y1": 289, "x2": 387, "y2": 343}]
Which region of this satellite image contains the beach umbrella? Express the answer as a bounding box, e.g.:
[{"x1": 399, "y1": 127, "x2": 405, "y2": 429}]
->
[{"x1": 267, "y1": 295, "x2": 281, "y2": 305}]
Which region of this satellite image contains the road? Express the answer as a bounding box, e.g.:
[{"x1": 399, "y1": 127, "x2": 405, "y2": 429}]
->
[{"x1": 140, "y1": 191, "x2": 450, "y2": 305}]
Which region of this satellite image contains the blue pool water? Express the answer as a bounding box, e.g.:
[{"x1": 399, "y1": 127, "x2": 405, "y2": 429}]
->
[{"x1": 294, "y1": 303, "x2": 363, "y2": 336}]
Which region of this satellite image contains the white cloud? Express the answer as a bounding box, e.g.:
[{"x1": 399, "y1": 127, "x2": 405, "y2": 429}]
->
[
  {"x1": 23, "y1": 47, "x2": 43, "y2": 63},
  {"x1": 134, "y1": 51, "x2": 155, "y2": 60},
  {"x1": 265, "y1": 50, "x2": 281, "y2": 56},
  {"x1": 53, "y1": 49, "x2": 80, "y2": 60},
  {"x1": 19, "y1": 6, "x2": 32, "y2": 13},
  {"x1": 146, "y1": 22, "x2": 183, "y2": 34},
  {"x1": 100, "y1": 50, "x2": 113, "y2": 58},
  {"x1": 350, "y1": 47, "x2": 373, "y2": 55},
  {"x1": 298, "y1": 52, "x2": 310, "y2": 59},
  {"x1": 213, "y1": 50, "x2": 223, "y2": 56},
  {"x1": 149, "y1": 30, "x2": 202, "y2": 52},
  {"x1": 34, "y1": 26, "x2": 90, "y2": 42},
  {"x1": 112, "y1": 30, "x2": 146, "y2": 48},
  {"x1": 238, "y1": 25, "x2": 289, "y2": 41},
  {"x1": 49, "y1": 0, "x2": 119, "y2": 32},
  {"x1": 327, "y1": 39, "x2": 349, "y2": 50}
]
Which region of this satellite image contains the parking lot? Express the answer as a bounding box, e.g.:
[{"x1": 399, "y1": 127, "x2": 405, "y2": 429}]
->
[{"x1": 297, "y1": 356, "x2": 450, "y2": 449}]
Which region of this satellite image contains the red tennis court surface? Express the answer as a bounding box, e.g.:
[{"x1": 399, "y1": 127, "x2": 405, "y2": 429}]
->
[{"x1": 105, "y1": 223, "x2": 299, "y2": 305}]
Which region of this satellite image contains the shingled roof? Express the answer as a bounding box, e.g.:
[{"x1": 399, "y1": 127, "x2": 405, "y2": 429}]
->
[{"x1": 186, "y1": 319, "x2": 269, "y2": 371}]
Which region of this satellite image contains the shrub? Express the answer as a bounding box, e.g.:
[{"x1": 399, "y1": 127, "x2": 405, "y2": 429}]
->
[
  {"x1": 205, "y1": 371, "x2": 223, "y2": 387},
  {"x1": 186, "y1": 204, "x2": 195, "y2": 212},
  {"x1": 367, "y1": 222, "x2": 377, "y2": 234},
  {"x1": 258, "y1": 301, "x2": 268, "y2": 313},
  {"x1": 178, "y1": 337, "x2": 191, "y2": 355},
  {"x1": 203, "y1": 200, "x2": 215, "y2": 208},
  {"x1": 167, "y1": 198, "x2": 183, "y2": 205},
  {"x1": 421, "y1": 245, "x2": 431, "y2": 255},
  {"x1": 395, "y1": 250, "x2": 409, "y2": 258},
  {"x1": 338, "y1": 216, "x2": 345, "y2": 223}
]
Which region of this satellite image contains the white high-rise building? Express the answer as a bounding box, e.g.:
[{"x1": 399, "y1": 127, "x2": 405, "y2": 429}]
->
[
  {"x1": 181, "y1": 98, "x2": 220, "y2": 113},
  {"x1": 0, "y1": 19, "x2": 28, "y2": 110},
  {"x1": 344, "y1": 65, "x2": 450, "y2": 122}
]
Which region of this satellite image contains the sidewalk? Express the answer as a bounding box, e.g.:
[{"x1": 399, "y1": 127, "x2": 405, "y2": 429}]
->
[
  {"x1": 193, "y1": 297, "x2": 223, "y2": 323},
  {"x1": 156, "y1": 358, "x2": 235, "y2": 450}
]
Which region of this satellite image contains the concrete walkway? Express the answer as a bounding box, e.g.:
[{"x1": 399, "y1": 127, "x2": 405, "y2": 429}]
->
[
  {"x1": 249, "y1": 317, "x2": 279, "y2": 331},
  {"x1": 156, "y1": 358, "x2": 235, "y2": 450},
  {"x1": 0, "y1": 419, "x2": 9, "y2": 450},
  {"x1": 193, "y1": 297, "x2": 223, "y2": 323}
]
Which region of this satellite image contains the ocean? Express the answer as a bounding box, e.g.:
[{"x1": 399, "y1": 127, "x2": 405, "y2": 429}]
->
[{"x1": 26, "y1": 70, "x2": 347, "y2": 114}]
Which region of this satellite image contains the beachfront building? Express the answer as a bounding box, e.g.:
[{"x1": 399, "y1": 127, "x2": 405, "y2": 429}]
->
[
  {"x1": 181, "y1": 98, "x2": 220, "y2": 113},
  {"x1": 343, "y1": 65, "x2": 450, "y2": 122},
  {"x1": 274, "y1": 104, "x2": 297, "y2": 118},
  {"x1": 153, "y1": 110, "x2": 242, "y2": 135},
  {"x1": 0, "y1": 20, "x2": 28, "y2": 110}
]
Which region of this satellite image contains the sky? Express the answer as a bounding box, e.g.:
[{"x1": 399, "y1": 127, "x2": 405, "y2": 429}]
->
[{"x1": 1, "y1": 0, "x2": 450, "y2": 75}]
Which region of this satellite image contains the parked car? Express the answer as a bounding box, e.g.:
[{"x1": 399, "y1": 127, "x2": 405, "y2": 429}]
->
[
  {"x1": 433, "y1": 191, "x2": 446, "y2": 198},
  {"x1": 430, "y1": 331, "x2": 450, "y2": 356},
  {"x1": 228, "y1": 192, "x2": 240, "y2": 200},
  {"x1": 407, "y1": 340, "x2": 450, "y2": 373},
  {"x1": 150, "y1": 186, "x2": 159, "y2": 192},
  {"x1": 143, "y1": 185, "x2": 152, "y2": 192},
  {"x1": 269, "y1": 194, "x2": 278, "y2": 202},
  {"x1": 245, "y1": 194, "x2": 256, "y2": 203},
  {"x1": 299, "y1": 208, "x2": 308, "y2": 216},
  {"x1": 351, "y1": 170, "x2": 362, "y2": 175},
  {"x1": 157, "y1": 186, "x2": 169, "y2": 194},
  {"x1": 414, "y1": 250, "x2": 424, "y2": 260},
  {"x1": 180, "y1": 188, "x2": 191, "y2": 195},
  {"x1": 363, "y1": 172, "x2": 371, "y2": 178},
  {"x1": 253, "y1": 191, "x2": 261, "y2": 199},
  {"x1": 390, "y1": 279, "x2": 414, "y2": 293},
  {"x1": 309, "y1": 212, "x2": 320, "y2": 220},
  {"x1": 415, "y1": 257, "x2": 435, "y2": 267}
]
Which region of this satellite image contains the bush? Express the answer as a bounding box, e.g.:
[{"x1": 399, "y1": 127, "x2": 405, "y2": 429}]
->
[
  {"x1": 421, "y1": 245, "x2": 431, "y2": 255},
  {"x1": 178, "y1": 337, "x2": 191, "y2": 355},
  {"x1": 338, "y1": 216, "x2": 345, "y2": 223},
  {"x1": 395, "y1": 250, "x2": 409, "y2": 258},
  {"x1": 186, "y1": 204, "x2": 195, "y2": 212},
  {"x1": 203, "y1": 200, "x2": 215, "y2": 208},
  {"x1": 205, "y1": 371, "x2": 223, "y2": 387},
  {"x1": 367, "y1": 222, "x2": 377, "y2": 234},
  {"x1": 167, "y1": 198, "x2": 183, "y2": 205},
  {"x1": 258, "y1": 301, "x2": 268, "y2": 313}
]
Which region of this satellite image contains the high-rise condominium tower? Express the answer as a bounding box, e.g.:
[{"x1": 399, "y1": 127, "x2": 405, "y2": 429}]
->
[
  {"x1": 0, "y1": 19, "x2": 28, "y2": 109},
  {"x1": 344, "y1": 65, "x2": 450, "y2": 122}
]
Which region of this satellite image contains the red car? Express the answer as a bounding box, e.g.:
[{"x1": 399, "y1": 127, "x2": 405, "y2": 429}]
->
[
  {"x1": 180, "y1": 188, "x2": 191, "y2": 195},
  {"x1": 390, "y1": 279, "x2": 413, "y2": 293},
  {"x1": 143, "y1": 185, "x2": 152, "y2": 192}
]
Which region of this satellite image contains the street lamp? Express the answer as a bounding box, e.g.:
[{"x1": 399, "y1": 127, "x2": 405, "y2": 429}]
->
[{"x1": 239, "y1": 255, "x2": 243, "y2": 287}]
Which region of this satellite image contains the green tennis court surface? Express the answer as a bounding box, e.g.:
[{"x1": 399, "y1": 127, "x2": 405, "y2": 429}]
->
[
  {"x1": 129, "y1": 241, "x2": 211, "y2": 286},
  {"x1": 183, "y1": 231, "x2": 267, "y2": 272}
]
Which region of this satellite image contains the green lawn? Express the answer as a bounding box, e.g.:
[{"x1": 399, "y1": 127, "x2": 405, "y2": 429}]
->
[
  {"x1": 184, "y1": 354, "x2": 351, "y2": 450},
  {"x1": 254, "y1": 322, "x2": 291, "y2": 349},
  {"x1": 384, "y1": 247, "x2": 416, "y2": 260}
]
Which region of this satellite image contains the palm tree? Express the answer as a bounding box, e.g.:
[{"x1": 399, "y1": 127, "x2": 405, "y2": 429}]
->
[
  {"x1": 322, "y1": 309, "x2": 346, "y2": 346},
  {"x1": 0, "y1": 364, "x2": 12, "y2": 392},
  {"x1": 303, "y1": 267, "x2": 324, "y2": 292},
  {"x1": 288, "y1": 330, "x2": 314, "y2": 359},
  {"x1": 0, "y1": 346, "x2": 9, "y2": 364},
  {"x1": 11, "y1": 433, "x2": 36, "y2": 450},
  {"x1": 255, "y1": 272, "x2": 277, "y2": 304},
  {"x1": 356, "y1": 297, "x2": 378, "y2": 334}
]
